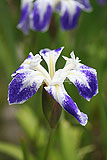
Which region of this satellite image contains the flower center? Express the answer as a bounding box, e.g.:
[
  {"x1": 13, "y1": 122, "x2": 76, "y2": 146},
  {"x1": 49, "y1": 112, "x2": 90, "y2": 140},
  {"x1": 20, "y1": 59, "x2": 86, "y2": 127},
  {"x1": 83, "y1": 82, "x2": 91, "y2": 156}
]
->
[{"x1": 35, "y1": 64, "x2": 51, "y2": 85}]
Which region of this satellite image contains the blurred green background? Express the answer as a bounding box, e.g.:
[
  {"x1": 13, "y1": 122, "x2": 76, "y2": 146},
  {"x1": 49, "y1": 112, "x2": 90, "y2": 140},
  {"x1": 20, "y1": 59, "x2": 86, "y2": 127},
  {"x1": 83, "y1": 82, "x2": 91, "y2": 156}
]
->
[{"x1": 0, "y1": 0, "x2": 107, "y2": 160}]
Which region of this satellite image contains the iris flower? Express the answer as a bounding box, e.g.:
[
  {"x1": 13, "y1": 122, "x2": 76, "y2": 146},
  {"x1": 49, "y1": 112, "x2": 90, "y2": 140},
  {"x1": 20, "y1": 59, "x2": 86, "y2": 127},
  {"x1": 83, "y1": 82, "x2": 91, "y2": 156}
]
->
[
  {"x1": 17, "y1": 0, "x2": 92, "y2": 34},
  {"x1": 97, "y1": 0, "x2": 107, "y2": 5},
  {"x1": 8, "y1": 47, "x2": 98, "y2": 126}
]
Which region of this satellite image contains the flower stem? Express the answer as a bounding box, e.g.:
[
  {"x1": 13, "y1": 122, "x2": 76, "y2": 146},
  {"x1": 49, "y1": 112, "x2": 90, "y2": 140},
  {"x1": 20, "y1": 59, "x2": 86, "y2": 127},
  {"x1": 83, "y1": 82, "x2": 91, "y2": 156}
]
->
[{"x1": 44, "y1": 129, "x2": 54, "y2": 160}]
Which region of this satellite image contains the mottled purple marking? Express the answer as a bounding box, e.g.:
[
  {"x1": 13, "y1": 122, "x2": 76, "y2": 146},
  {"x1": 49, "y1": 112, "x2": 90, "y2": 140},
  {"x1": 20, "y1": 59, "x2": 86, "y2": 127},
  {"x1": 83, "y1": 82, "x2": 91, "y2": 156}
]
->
[
  {"x1": 62, "y1": 94, "x2": 88, "y2": 126},
  {"x1": 8, "y1": 73, "x2": 37, "y2": 104},
  {"x1": 75, "y1": 70, "x2": 98, "y2": 100},
  {"x1": 55, "y1": 48, "x2": 62, "y2": 53},
  {"x1": 40, "y1": 49, "x2": 50, "y2": 55},
  {"x1": 60, "y1": 6, "x2": 81, "y2": 30},
  {"x1": 32, "y1": 3, "x2": 52, "y2": 31},
  {"x1": 27, "y1": 53, "x2": 33, "y2": 59},
  {"x1": 18, "y1": 3, "x2": 30, "y2": 34},
  {"x1": 48, "y1": 87, "x2": 54, "y2": 99},
  {"x1": 80, "y1": 64, "x2": 91, "y2": 69}
]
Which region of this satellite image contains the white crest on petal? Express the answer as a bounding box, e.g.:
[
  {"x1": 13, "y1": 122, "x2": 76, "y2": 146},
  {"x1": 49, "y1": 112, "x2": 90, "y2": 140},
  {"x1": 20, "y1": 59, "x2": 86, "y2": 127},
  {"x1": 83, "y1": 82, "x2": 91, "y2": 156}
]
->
[
  {"x1": 11, "y1": 52, "x2": 42, "y2": 77},
  {"x1": 21, "y1": 52, "x2": 42, "y2": 70},
  {"x1": 70, "y1": 51, "x2": 81, "y2": 63},
  {"x1": 29, "y1": 54, "x2": 42, "y2": 69},
  {"x1": 63, "y1": 51, "x2": 81, "y2": 71}
]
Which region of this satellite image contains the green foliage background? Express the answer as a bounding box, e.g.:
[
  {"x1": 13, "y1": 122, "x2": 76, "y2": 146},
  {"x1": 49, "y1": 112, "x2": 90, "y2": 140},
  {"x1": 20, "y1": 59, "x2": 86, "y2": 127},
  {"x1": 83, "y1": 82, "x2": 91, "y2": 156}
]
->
[{"x1": 0, "y1": 0, "x2": 107, "y2": 160}]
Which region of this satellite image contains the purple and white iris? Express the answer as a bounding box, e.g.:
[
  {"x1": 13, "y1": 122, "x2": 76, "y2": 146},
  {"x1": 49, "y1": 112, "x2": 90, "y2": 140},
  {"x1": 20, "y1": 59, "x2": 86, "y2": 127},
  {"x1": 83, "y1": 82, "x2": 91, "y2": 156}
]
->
[
  {"x1": 17, "y1": 0, "x2": 33, "y2": 34},
  {"x1": 8, "y1": 47, "x2": 98, "y2": 126},
  {"x1": 97, "y1": 0, "x2": 107, "y2": 5},
  {"x1": 17, "y1": 0, "x2": 92, "y2": 33}
]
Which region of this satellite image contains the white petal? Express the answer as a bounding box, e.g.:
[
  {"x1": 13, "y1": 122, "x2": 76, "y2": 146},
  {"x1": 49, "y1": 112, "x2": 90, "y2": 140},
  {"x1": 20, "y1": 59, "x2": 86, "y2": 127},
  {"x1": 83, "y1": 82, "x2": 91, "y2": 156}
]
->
[
  {"x1": 67, "y1": 64, "x2": 98, "y2": 101},
  {"x1": 40, "y1": 47, "x2": 64, "y2": 78},
  {"x1": 62, "y1": 51, "x2": 81, "y2": 70},
  {"x1": 45, "y1": 84, "x2": 88, "y2": 126}
]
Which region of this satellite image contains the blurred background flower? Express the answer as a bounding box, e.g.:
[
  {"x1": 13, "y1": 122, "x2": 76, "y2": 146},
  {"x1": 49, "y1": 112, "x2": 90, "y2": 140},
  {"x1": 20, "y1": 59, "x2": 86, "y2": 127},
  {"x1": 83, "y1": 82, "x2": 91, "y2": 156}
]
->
[
  {"x1": 97, "y1": 0, "x2": 107, "y2": 5},
  {"x1": 0, "y1": 0, "x2": 107, "y2": 160},
  {"x1": 18, "y1": 0, "x2": 92, "y2": 33}
]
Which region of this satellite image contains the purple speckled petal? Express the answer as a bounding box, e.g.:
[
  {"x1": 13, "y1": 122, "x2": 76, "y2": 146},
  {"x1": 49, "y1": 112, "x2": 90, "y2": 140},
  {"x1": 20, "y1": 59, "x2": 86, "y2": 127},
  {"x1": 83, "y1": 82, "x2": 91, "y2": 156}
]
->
[
  {"x1": 40, "y1": 47, "x2": 64, "y2": 74},
  {"x1": 45, "y1": 85, "x2": 88, "y2": 126},
  {"x1": 32, "y1": 0, "x2": 53, "y2": 31},
  {"x1": 67, "y1": 64, "x2": 98, "y2": 101},
  {"x1": 8, "y1": 71, "x2": 44, "y2": 104},
  {"x1": 17, "y1": 3, "x2": 30, "y2": 34}
]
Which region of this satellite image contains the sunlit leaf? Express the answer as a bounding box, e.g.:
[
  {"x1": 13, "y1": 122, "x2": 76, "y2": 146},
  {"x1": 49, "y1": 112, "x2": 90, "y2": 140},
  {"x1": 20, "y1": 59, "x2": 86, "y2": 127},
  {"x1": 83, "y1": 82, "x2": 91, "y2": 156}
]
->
[
  {"x1": 16, "y1": 105, "x2": 47, "y2": 148},
  {"x1": 0, "y1": 0, "x2": 18, "y2": 66},
  {"x1": 59, "y1": 119, "x2": 83, "y2": 160},
  {"x1": 16, "y1": 105, "x2": 39, "y2": 140},
  {"x1": 78, "y1": 144, "x2": 95, "y2": 159},
  {"x1": 0, "y1": 141, "x2": 23, "y2": 160},
  {"x1": 20, "y1": 138, "x2": 35, "y2": 160},
  {"x1": 0, "y1": 36, "x2": 14, "y2": 77}
]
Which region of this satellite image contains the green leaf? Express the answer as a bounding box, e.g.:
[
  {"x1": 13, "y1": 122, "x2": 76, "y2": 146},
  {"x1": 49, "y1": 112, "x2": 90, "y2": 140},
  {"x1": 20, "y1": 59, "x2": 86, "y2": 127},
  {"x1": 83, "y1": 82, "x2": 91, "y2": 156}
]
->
[
  {"x1": 78, "y1": 145, "x2": 95, "y2": 160},
  {"x1": 42, "y1": 86, "x2": 62, "y2": 128},
  {"x1": 0, "y1": 141, "x2": 23, "y2": 160},
  {"x1": 16, "y1": 105, "x2": 39, "y2": 140},
  {"x1": 59, "y1": 120, "x2": 82, "y2": 160},
  {"x1": 16, "y1": 105, "x2": 48, "y2": 149},
  {"x1": 0, "y1": 36, "x2": 15, "y2": 77},
  {"x1": 100, "y1": 96, "x2": 107, "y2": 159},
  {"x1": 0, "y1": 0, "x2": 18, "y2": 66},
  {"x1": 20, "y1": 138, "x2": 35, "y2": 160},
  {"x1": 49, "y1": 149, "x2": 62, "y2": 160}
]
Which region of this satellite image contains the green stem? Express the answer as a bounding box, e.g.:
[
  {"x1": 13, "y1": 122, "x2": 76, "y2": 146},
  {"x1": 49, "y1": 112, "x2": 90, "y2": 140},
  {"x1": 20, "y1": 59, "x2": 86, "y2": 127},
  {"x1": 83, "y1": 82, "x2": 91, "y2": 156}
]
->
[{"x1": 44, "y1": 129, "x2": 54, "y2": 160}]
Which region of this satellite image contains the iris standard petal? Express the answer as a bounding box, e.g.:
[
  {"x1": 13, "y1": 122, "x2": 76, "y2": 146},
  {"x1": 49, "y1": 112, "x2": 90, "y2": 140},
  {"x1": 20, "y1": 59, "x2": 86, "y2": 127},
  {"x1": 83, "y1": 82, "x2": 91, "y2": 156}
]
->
[
  {"x1": 45, "y1": 85, "x2": 88, "y2": 126},
  {"x1": 32, "y1": 0, "x2": 53, "y2": 31},
  {"x1": 67, "y1": 64, "x2": 98, "y2": 101},
  {"x1": 40, "y1": 47, "x2": 64, "y2": 78},
  {"x1": 57, "y1": 1, "x2": 82, "y2": 30},
  {"x1": 8, "y1": 71, "x2": 45, "y2": 104},
  {"x1": 17, "y1": 2, "x2": 31, "y2": 34}
]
